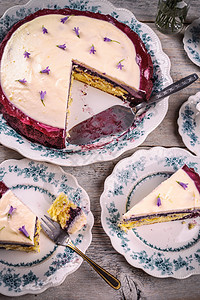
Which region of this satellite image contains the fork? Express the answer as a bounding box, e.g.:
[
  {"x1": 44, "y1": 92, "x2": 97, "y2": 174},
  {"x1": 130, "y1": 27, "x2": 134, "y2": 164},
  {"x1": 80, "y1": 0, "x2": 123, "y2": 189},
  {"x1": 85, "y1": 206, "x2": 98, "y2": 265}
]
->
[{"x1": 41, "y1": 215, "x2": 121, "y2": 290}]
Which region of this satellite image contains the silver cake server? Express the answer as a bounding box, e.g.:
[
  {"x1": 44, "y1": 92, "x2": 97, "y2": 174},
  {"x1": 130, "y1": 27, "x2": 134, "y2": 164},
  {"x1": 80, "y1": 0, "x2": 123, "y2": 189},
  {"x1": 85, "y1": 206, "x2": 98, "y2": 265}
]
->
[{"x1": 67, "y1": 73, "x2": 198, "y2": 145}]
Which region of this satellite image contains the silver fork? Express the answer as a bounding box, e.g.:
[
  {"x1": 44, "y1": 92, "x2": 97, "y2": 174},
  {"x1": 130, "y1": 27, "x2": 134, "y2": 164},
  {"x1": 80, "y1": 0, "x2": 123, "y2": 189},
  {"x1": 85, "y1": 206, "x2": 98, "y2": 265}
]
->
[{"x1": 41, "y1": 215, "x2": 121, "y2": 290}]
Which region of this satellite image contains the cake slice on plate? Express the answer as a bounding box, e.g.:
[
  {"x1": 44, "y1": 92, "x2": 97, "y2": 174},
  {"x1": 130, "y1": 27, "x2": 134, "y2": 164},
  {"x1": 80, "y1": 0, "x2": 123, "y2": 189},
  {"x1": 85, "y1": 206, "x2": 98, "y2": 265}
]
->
[
  {"x1": 47, "y1": 192, "x2": 87, "y2": 234},
  {"x1": 120, "y1": 165, "x2": 200, "y2": 230},
  {"x1": 0, "y1": 181, "x2": 41, "y2": 252}
]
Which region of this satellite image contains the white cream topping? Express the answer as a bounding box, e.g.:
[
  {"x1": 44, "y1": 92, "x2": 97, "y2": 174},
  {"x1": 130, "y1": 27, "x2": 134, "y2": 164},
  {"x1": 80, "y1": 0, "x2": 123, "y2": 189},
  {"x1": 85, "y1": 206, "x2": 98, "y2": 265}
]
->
[
  {"x1": 0, "y1": 190, "x2": 36, "y2": 245},
  {"x1": 123, "y1": 169, "x2": 200, "y2": 219},
  {"x1": 0, "y1": 14, "x2": 140, "y2": 129}
]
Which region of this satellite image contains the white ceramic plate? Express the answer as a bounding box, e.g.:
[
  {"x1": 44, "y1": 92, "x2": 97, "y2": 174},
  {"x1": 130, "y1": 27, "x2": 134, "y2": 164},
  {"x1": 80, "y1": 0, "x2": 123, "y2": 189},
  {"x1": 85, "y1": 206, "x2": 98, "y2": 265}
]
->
[
  {"x1": 0, "y1": 158, "x2": 94, "y2": 296},
  {"x1": 178, "y1": 92, "x2": 200, "y2": 156},
  {"x1": 183, "y1": 17, "x2": 200, "y2": 67},
  {"x1": 100, "y1": 147, "x2": 200, "y2": 279},
  {"x1": 0, "y1": 0, "x2": 171, "y2": 167}
]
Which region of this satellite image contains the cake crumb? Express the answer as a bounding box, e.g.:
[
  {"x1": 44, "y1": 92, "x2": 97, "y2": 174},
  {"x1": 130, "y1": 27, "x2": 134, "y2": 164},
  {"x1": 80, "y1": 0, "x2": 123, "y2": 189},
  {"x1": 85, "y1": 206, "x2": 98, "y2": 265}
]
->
[{"x1": 188, "y1": 221, "x2": 197, "y2": 230}]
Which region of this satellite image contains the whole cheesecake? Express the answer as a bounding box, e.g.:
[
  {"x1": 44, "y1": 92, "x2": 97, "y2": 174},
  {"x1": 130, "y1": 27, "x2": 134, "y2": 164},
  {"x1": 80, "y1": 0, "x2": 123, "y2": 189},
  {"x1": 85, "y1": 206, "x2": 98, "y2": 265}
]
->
[
  {"x1": 0, "y1": 8, "x2": 153, "y2": 148},
  {"x1": 120, "y1": 165, "x2": 200, "y2": 230}
]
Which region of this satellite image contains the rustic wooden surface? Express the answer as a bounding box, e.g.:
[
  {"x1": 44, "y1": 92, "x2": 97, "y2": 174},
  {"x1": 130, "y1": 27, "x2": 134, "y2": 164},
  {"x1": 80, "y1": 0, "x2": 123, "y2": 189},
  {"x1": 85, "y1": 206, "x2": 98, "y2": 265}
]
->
[{"x1": 0, "y1": 0, "x2": 200, "y2": 299}]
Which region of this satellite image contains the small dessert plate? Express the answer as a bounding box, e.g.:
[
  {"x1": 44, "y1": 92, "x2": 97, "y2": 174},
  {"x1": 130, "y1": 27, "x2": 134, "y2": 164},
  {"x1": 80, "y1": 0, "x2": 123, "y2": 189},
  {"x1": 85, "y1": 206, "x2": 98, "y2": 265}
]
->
[
  {"x1": 100, "y1": 147, "x2": 200, "y2": 279},
  {"x1": 178, "y1": 92, "x2": 200, "y2": 156},
  {"x1": 183, "y1": 17, "x2": 200, "y2": 67},
  {"x1": 0, "y1": 158, "x2": 94, "y2": 296}
]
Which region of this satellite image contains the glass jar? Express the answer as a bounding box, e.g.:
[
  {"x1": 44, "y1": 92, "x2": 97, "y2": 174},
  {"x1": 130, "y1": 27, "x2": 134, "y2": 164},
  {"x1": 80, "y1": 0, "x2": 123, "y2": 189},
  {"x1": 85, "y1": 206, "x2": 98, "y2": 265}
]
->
[{"x1": 155, "y1": 0, "x2": 190, "y2": 34}]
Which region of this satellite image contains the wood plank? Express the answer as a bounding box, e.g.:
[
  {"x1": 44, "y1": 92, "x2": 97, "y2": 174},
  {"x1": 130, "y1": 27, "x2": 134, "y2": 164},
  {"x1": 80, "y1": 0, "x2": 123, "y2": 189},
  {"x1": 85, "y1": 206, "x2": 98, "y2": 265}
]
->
[{"x1": 0, "y1": 1, "x2": 200, "y2": 299}]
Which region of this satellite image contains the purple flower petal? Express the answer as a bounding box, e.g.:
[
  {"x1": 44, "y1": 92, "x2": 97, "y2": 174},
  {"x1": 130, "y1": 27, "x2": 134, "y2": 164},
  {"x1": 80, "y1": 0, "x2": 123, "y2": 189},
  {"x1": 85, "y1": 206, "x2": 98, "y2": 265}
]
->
[
  {"x1": 73, "y1": 27, "x2": 80, "y2": 38},
  {"x1": 104, "y1": 37, "x2": 112, "y2": 42},
  {"x1": 23, "y1": 51, "x2": 30, "y2": 58},
  {"x1": 19, "y1": 225, "x2": 30, "y2": 239},
  {"x1": 8, "y1": 205, "x2": 16, "y2": 217},
  {"x1": 16, "y1": 78, "x2": 27, "y2": 84},
  {"x1": 157, "y1": 195, "x2": 161, "y2": 207},
  {"x1": 42, "y1": 26, "x2": 48, "y2": 34},
  {"x1": 40, "y1": 66, "x2": 50, "y2": 75},
  {"x1": 90, "y1": 44, "x2": 96, "y2": 54},
  {"x1": 117, "y1": 59, "x2": 124, "y2": 70},
  {"x1": 60, "y1": 16, "x2": 69, "y2": 23},
  {"x1": 56, "y1": 44, "x2": 66, "y2": 50},
  {"x1": 40, "y1": 90, "x2": 46, "y2": 106},
  {"x1": 104, "y1": 37, "x2": 120, "y2": 43},
  {"x1": 176, "y1": 181, "x2": 188, "y2": 190}
]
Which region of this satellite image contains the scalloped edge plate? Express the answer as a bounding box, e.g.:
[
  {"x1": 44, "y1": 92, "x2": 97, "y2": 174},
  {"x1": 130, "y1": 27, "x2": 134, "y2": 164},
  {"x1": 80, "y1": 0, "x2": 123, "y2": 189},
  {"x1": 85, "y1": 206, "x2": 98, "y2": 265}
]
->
[
  {"x1": 178, "y1": 91, "x2": 200, "y2": 156},
  {"x1": 100, "y1": 147, "x2": 200, "y2": 279},
  {"x1": 0, "y1": 158, "x2": 94, "y2": 296},
  {"x1": 0, "y1": 0, "x2": 171, "y2": 166},
  {"x1": 183, "y1": 17, "x2": 200, "y2": 67}
]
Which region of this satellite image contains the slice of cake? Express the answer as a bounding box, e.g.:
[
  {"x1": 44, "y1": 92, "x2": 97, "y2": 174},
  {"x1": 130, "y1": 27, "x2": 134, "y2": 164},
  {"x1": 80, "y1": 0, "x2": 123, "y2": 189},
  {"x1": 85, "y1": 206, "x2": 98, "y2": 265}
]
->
[
  {"x1": 0, "y1": 181, "x2": 41, "y2": 252},
  {"x1": 120, "y1": 165, "x2": 200, "y2": 230},
  {"x1": 47, "y1": 192, "x2": 87, "y2": 234},
  {"x1": 0, "y1": 8, "x2": 153, "y2": 148}
]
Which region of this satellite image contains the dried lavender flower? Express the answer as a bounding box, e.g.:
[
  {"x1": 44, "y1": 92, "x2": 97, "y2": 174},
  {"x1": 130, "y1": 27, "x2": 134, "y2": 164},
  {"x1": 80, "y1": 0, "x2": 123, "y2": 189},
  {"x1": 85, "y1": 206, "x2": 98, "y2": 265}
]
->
[
  {"x1": 23, "y1": 51, "x2": 30, "y2": 58},
  {"x1": 90, "y1": 44, "x2": 96, "y2": 54},
  {"x1": 73, "y1": 27, "x2": 80, "y2": 38},
  {"x1": 40, "y1": 66, "x2": 50, "y2": 75},
  {"x1": 19, "y1": 225, "x2": 31, "y2": 240},
  {"x1": 56, "y1": 44, "x2": 66, "y2": 50}
]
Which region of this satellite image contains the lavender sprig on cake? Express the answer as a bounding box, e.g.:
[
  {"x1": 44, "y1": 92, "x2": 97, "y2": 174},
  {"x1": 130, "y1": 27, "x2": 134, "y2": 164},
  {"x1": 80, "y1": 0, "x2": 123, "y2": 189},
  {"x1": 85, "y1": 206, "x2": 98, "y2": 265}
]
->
[
  {"x1": 117, "y1": 59, "x2": 124, "y2": 70},
  {"x1": 89, "y1": 45, "x2": 96, "y2": 54},
  {"x1": 104, "y1": 37, "x2": 120, "y2": 43},
  {"x1": 42, "y1": 25, "x2": 48, "y2": 34},
  {"x1": 23, "y1": 51, "x2": 30, "y2": 58},
  {"x1": 176, "y1": 181, "x2": 188, "y2": 190},
  {"x1": 156, "y1": 195, "x2": 161, "y2": 207},
  {"x1": 73, "y1": 27, "x2": 80, "y2": 38},
  {"x1": 8, "y1": 205, "x2": 16, "y2": 217},
  {"x1": 16, "y1": 78, "x2": 27, "y2": 84},
  {"x1": 40, "y1": 66, "x2": 50, "y2": 75},
  {"x1": 56, "y1": 44, "x2": 66, "y2": 50},
  {"x1": 60, "y1": 16, "x2": 69, "y2": 23},
  {"x1": 19, "y1": 225, "x2": 31, "y2": 240},
  {"x1": 40, "y1": 90, "x2": 46, "y2": 106}
]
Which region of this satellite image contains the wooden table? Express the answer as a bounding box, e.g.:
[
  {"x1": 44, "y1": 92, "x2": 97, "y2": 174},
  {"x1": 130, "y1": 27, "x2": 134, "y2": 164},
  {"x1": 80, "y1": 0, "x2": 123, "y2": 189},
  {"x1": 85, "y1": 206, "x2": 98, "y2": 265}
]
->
[{"x1": 0, "y1": 0, "x2": 200, "y2": 299}]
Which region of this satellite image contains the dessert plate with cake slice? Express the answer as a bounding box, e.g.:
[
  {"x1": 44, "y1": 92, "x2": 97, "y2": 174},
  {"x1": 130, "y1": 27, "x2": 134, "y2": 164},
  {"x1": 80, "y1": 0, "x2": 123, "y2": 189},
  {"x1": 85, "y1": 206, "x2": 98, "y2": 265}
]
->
[
  {"x1": 0, "y1": 158, "x2": 94, "y2": 296},
  {"x1": 0, "y1": 0, "x2": 171, "y2": 166},
  {"x1": 100, "y1": 147, "x2": 200, "y2": 279}
]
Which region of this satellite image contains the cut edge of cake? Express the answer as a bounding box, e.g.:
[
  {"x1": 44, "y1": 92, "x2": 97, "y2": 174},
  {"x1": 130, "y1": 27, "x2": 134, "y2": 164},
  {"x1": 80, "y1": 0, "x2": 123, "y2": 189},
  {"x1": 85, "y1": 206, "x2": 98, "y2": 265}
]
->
[
  {"x1": 0, "y1": 181, "x2": 41, "y2": 252},
  {"x1": 47, "y1": 192, "x2": 87, "y2": 234},
  {"x1": 119, "y1": 165, "x2": 200, "y2": 231}
]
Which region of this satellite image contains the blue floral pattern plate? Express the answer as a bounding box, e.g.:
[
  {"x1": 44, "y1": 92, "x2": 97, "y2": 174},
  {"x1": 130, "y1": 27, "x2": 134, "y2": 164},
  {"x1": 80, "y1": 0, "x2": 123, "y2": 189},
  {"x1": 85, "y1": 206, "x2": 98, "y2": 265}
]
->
[
  {"x1": 0, "y1": 158, "x2": 94, "y2": 296},
  {"x1": 0, "y1": 0, "x2": 171, "y2": 166},
  {"x1": 183, "y1": 17, "x2": 200, "y2": 67},
  {"x1": 100, "y1": 147, "x2": 200, "y2": 278},
  {"x1": 178, "y1": 92, "x2": 200, "y2": 156}
]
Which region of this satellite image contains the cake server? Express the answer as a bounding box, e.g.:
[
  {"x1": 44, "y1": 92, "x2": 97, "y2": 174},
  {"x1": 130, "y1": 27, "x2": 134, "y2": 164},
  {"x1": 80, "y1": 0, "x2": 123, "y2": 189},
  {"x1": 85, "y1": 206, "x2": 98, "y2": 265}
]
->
[
  {"x1": 41, "y1": 215, "x2": 121, "y2": 290},
  {"x1": 67, "y1": 73, "x2": 198, "y2": 145}
]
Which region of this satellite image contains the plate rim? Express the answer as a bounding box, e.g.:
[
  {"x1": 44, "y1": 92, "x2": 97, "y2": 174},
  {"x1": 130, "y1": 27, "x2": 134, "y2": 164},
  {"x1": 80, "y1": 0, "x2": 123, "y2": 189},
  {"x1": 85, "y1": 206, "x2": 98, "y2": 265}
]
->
[
  {"x1": 0, "y1": 157, "x2": 94, "y2": 296},
  {"x1": 183, "y1": 17, "x2": 200, "y2": 67},
  {"x1": 178, "y1": 91, "x2": 200, "y2": 156},
  {"x1": 100, "y1": 146, "x2": 200, "y2": 279},
  {"x1": 0, "y1": 0, "x2": 172, "y2": 167}
]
